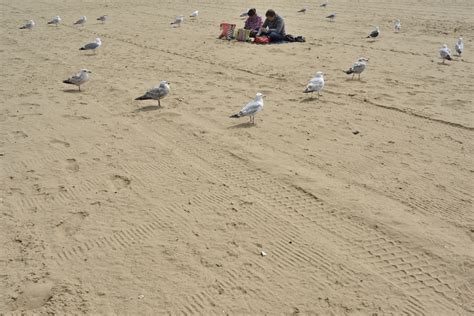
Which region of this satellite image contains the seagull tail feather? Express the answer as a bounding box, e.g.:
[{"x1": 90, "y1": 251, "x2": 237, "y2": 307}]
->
[
  {"x1": 135, "y1": 95, "x2": 150, "y2": 101},
  {"x1": 344, "y1": 69, "x2": 354, "y2": 75},
  {"x1": 63, "y1": 79, "x2": 74, "y2": 85},
  {"x1": 229, "y1": 113, "x2": 241, "y2": 118}
]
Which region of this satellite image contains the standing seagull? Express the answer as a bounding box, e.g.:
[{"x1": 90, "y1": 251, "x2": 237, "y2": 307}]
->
[
  {"x1": 439, "y1": 44, "x2": 452, "y2": 64},
  {"x1": 230, "y1": 93, "x2": 265, "y2": 124},
  {"x1": 304, "y1": 72, "x2": 325, "y2": 98},
  {"x1": 20, "y1": 20, "x2": 35, "y2": 29},
  {"x1": 79, "y1": 38, "x2": 102, "y2": 53},
  {"x1": 394, "y1": 19, "x2": 401, "y2": 32},
  {"x1": 63, "y1": 69, "x2": 91, "y2": 91},
  {"x1": 74, "y1": 16, "x2": 87, "y2": 26},
  {"x1": 326, "y1": 13, "x2": 336, "y2": 22},
  {"x1": 135, "y1": 81, "x2": 171, "y2": 107},
  {"x1": 97, "y1": 15, "x2": 108, "y2": 23},
  {"x1": 367, "y1": 26, "x2": 380, "y2": 39},
  {"x1": 47, "y1": 15, "x2": 61, "y2": 27},
  {"x1": 455, "y1": 37, "x2": 463, "y2": 56},
  {"x1": 344, "y1": 58, "x2": 369, "y2": 80},
  {"x1": 171, "y1": 15, "x2": 184, "y2": 27},
  {"x1": 190, "y1": 10, "x2": 199, "y2": 18}
]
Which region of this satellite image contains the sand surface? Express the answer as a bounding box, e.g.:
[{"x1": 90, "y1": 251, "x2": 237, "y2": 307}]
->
[{"x1": 1, "y1": 0, "x2": 473, "y2": 314}]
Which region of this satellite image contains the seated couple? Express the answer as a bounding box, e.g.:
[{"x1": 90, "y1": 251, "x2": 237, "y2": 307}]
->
[{"x1": 244, "y1": 9, "x2": 286, "y2": 42}]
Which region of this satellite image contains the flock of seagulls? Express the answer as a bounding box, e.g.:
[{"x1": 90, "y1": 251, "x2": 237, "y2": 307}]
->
[{"x1": 17, "y1": 3, "x2": 467, "y2": 125}]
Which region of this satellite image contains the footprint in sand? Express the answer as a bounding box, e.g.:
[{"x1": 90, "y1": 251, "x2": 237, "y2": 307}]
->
[
  {"x1": 111, "y1": 174, "x2": 131, "y2": 190},
  {"x1": 13, "y1": 281, "x2": 54, "y2": 311},
  {"x1": 55, "y1": 211, "x2": 89, "y2": 238},
  {"x1": 65, "y1": 158, "x2": 79, "y2": 172},
  {"x1": 50, "y1": 138, "x2": 70, "y2": 148}
]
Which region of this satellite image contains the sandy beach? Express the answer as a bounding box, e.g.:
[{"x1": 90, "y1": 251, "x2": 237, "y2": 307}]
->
[{"x1": 1, "y1": 0, "x2": 473, "y2": 314}]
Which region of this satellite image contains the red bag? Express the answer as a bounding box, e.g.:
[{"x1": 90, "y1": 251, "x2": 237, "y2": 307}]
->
[{"x1": 254, "y1": 36, "x2": 270, "y2": 44}]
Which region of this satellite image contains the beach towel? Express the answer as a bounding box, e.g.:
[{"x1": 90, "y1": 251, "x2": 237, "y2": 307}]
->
[
  {"x1": 219, "y1": 23, "x2": 236, "y2": 40},
  {"x1": 254, "y1": 36, "x2": 270, "y2": 44}
]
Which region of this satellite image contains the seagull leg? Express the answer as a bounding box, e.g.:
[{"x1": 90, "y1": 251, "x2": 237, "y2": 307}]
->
[
  {"x1": 158, "y1": 99, "x2": 161, "y2": 107},
  {"x1": 352, "y1": 74, "x2": 354, "y2": 80}
]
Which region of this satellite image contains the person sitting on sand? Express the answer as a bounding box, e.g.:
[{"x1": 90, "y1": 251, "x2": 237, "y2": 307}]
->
[
  {"x1": 244, "y1": 8, "x2": 263, "y2": 37},
  {"x1": 259, "y1": 9, "x2": 286, "y2": 42}
]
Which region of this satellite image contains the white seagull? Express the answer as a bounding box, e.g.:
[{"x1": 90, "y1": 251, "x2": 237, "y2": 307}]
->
[
  {"x1": 20, "y1": 20, "x2": 35, "y2": 30},
  {"x1": 230, "y1": 93, "x2": 265, "y2": 124},
  {"x1": 79, "y1": 38, "x2": 102, "y2": 53},
  {"x1": 367, "y1": 26, "x2": 380, "y2": 39},
  {"x1": 439, "y1": 44, "x2": 452, "y2": 64},
  {"x1": 455, "y1": 37, "x2": 464, "y2": 56},
  {"x1": 344, "y1": 58, "x2": 369, "y2": 80},
  {"x1": 47, "y1": 15, "x2": 61, "y2": 27},
  {"x1": 63, "y1": 69, "x2": 91, "y2": 91},
  {"x1": 74, "y1": 16, "x2": 87, "y2": 26},
  {"x1": 394, "y1": 19, "x2": 401, "y2": 32},
  {"x1": 190, "y1": 10, "x2": 199, "y2": 18},
  {"x1": 171, "y1": 15, "x2": 184, "y2": 27},
  {"x1": 326, "y1": 13, "x2": 336, "y2": 22},
  {"x1": 304, "y1": 72, "x2": 325, "y2": 98},
  {"x1": 135, "y1": 81, "x2": 171, "y2": 107},
  {"x1": 97, "y1": 15, "x2": 108, "y2": 23}
]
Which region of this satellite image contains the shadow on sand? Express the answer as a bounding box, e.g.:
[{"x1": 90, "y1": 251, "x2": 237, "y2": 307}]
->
[
  {"x1": 228, "y1": 122, "x2": 256, "y2": 129},
  {"x1": 133, "y1": 105, "x2": 161, "y2": 113}
]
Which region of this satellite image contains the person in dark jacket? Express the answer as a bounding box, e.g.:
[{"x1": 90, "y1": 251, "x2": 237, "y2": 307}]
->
[{"x1": 260, "y1": 9, "x2": 286, "y2": 42}]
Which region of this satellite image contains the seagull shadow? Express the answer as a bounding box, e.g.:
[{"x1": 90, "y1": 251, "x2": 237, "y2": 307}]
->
[
  {"x1": 345, "y1": 78, "x2": 366, "y2": 83},
  {"x1": 133, "y1": 105, "x2": 161, "y2": 113},
  {"x1": 438, "y1": 62, "x2": 450, "y2": 66},
  {"x1": 300, "y1": 97, "x2": 321, "y2": 103},
  {"x1": 63, "y1": 89, "x2": 82, "y2": 93},
  {"x1": 228, "y1": 122, "x2": 256, "y2": 129}
]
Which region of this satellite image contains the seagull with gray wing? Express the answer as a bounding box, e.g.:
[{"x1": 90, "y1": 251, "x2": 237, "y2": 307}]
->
[
  {"x1": 63, "y1": 69, "x2": 91, "y2": 91},
  {"x1": 304, "y1": 72, "x2": 325, "y2": 98},
  {"x1": 80, "y1": 38, "x2": 102, "y2": 53},
  {"x1": 230, "y1": 93, "x2": 265, "y2": 124},
  {"x1": 135, "y1": 81, "x2": 171, "y2": 107},
  {"x1": 20, "y1": 20, "x2": 35, "y2": 30},
  {"x1": 344, "y1": 58, "x2": 369, "y2": 80}
]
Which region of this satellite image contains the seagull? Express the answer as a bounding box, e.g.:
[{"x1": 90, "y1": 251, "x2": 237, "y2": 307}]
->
[
  {"x1": 367, "y1": 26, "x2": 380, "y2": 39},
  {"x1": 97, "y1": 15, "x2": 108, "y2": 23},
  {"x1": 230, "y1": 93, "x2": 265, "y2": 124},
  {"x1": 74, "y1": 16, "x2": 87, "y2": 26},
  {"x1": 79, "y1": 38, "x2": 102, "y2": 53},
  {"x1": 20, "y1": 20, "x2": 35, "y2": 30},
  {"x1": 135, "y1": 81, "x2": 170, "y2": 107},
  {"x1": 47, "y1": 15, "x2": 61, "y2": 27},
  {"x1": 326, "y1": 13, "x2": 336, "y2": 22},
  {"x1": 63, "y1": 69, "x2": 91, "y2": 91},
  {"x1": 320, "y1": 1, "x2": 328, "y2": 7},
  {"x1": 344, "y1": 58, "x2": 369, "y2": 80},
  {"x1": 439, "y1": 44, "x2": 452, "y2": 64},
  {"x1": 394, "y1": 19, "x2": 401, "y2": 32},
  {"x1": 171, "y1": 15, "x2": 184, "y2": 27},
  {"x1": 455, "y1": 37, "x2": 463, "y2": 56},
  {"x1": 303, "y1": 72, "x2": 325, "y2": 98},
  {"x1": 297, "y1": 8, "x2": 307, "y2": 14},
  {"x1": 190, "y1": 10, "x2": 199, "y2": 17}
]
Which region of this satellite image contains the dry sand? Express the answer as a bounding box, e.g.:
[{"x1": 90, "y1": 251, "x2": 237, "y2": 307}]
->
[{"x1": 1, "y1": 0, "x2": 473, "y2": 314}]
